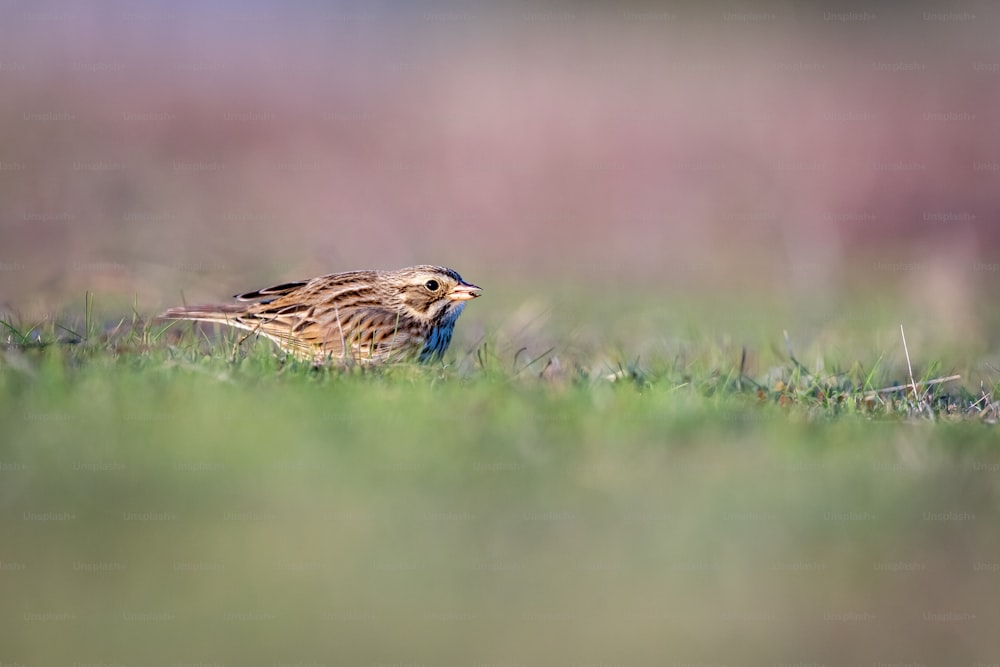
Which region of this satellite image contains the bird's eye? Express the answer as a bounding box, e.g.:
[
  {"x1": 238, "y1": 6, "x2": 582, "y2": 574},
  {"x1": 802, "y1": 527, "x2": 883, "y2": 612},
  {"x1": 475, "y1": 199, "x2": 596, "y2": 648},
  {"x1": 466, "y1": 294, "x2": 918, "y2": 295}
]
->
[{"x1": 424, "y1": 279, "x2": 440, "y2": 291}]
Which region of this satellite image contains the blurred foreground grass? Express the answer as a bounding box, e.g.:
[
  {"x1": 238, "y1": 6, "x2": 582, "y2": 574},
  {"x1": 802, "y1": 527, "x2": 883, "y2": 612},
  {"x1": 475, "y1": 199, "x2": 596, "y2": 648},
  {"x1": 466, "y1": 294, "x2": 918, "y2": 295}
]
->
[{"x1": 2, "y1": 325, "x2": 1000, "y2": 665}]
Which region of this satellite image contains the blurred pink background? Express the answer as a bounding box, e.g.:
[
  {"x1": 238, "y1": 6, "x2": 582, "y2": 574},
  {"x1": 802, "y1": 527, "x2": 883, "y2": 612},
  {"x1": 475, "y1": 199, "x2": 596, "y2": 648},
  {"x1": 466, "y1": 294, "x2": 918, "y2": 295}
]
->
[{"x1": 2, "y1": 2, "x2": 999, "y2": 353}]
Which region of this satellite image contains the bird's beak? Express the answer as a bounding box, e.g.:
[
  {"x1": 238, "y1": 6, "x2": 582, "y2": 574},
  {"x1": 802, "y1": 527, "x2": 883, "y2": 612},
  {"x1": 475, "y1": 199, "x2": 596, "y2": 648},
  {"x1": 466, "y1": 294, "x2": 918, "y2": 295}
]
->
[{"x1": 448, "y1": 281, "x2": 482, "y2": 301}]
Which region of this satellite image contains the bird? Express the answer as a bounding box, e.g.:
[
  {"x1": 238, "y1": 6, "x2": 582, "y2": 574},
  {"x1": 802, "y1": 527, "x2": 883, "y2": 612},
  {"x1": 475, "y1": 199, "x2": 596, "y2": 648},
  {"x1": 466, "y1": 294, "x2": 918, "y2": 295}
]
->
[{"x1": 159, "y1": 265, "x2": 481, "y2": 365}]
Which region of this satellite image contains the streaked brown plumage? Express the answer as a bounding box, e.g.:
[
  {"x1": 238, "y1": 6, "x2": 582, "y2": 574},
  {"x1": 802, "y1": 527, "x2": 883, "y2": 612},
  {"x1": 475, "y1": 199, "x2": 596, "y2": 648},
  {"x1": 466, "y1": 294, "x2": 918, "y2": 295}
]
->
[{"x1": 159, "y1": 265, "x2": 481, "y2": 364}]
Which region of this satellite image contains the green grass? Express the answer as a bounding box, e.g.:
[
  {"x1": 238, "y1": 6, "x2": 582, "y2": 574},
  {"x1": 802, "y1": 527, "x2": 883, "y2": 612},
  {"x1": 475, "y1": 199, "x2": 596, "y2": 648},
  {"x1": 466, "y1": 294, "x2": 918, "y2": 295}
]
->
[{"x1": 2, "y1": 312, "x2": 1000, "y2": 664}]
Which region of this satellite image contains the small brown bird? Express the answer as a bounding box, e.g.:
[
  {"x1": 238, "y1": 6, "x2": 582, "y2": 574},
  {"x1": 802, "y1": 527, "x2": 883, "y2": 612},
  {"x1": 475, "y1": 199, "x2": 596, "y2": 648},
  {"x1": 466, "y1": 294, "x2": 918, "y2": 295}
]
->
[{"x1": 159, "y1": 265, "x2": 481, "y2": 364}]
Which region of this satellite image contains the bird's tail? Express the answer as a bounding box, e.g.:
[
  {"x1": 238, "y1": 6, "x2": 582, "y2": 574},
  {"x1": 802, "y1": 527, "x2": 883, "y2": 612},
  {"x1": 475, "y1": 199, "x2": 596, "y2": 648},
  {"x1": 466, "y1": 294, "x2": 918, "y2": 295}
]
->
[{"x1": 158, "y1": 304, "x2": 248, "y2": 324}]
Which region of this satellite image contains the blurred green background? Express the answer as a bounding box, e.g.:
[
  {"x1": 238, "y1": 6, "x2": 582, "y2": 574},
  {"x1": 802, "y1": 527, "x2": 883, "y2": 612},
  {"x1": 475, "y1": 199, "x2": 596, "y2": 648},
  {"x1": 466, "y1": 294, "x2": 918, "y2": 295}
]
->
[
  {"x1": 4, "y1": 362, "x2": 1000, "y2": 664},
  {"x1": 4, "y1": 1, "x2": 1000, "y2": 664}
]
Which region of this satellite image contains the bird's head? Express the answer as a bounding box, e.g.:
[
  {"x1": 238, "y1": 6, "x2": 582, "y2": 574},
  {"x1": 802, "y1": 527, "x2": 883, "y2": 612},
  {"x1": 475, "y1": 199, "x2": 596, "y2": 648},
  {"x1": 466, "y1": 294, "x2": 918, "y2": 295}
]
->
[{"x1": 390, "y1": 265, "x2": 481, "y2": 323}]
